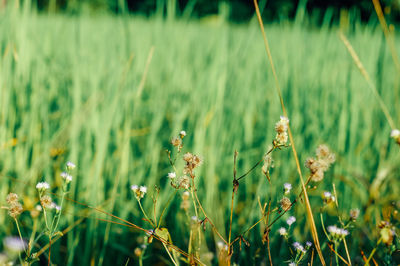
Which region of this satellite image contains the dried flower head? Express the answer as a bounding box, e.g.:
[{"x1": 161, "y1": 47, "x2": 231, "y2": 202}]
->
[
  {"x1": 40, "y1": 195, "x2": 53, "y2": 208},
  {"x1": 305, "y1": 145, "x2": 335, "y2": 182},
  {"x1": 280, "y1": 197, "x2": 292, "y2": 212},
  {"x1": 171, "y1": 137, "x2": 182, "y2": 148},
  {"x1": 179, "y1": 175, "x2": 190, "y2": 189},
  {"x1": 8, "y1": 203, "x2": 23, "y2": 218},
  {"x1": 6, "y1": 193, "x2": 19, "y2": 205},
  {"x1": 274, "y1": 116, "x2": 290, "y2": 145},
  {"x1": 183, "y1": 152, "x2": 202, "y2": 174},
  {"x1": 349, "y1": 208, "x2": 360, "y2": 221}
]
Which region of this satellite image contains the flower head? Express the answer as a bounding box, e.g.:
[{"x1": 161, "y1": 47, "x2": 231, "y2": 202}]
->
[
  {"x1": 322, "y1": 191, "x2": 335, "y2": 204},
  {"x1": 327, "y1": 225, "x2": 349, "y2": 240},
  {"x1": 61, "y1": 172, "x2": 73, "y2": 183},
  {"x1": 180, "y1": 130, "x2": 186, "y2": 138},
  {"x1": 40, "y1": 195, "x2": 53, "y2": 208},
  {"x1": 278, "y1": 227, "x2": 287, "y2": 236},
  {"x1": 131, "y1": 185, "x2": 147, "y2": 200},
  {"x1": 36, "y1": 182, "x2": 50, "y2": 191},
  {"x1": 293, "y1": 242, "x2": 306, "y2": 253},
  {"x1": 6, "y1": 193, "x2": 19, "y2": 205},
  {"x1": 283, "y1": 183, "x2": 292, "y2": 194},
  {"x1": 280, "y1": 197, "x2": 292, "y2": 212},
  {"x1": 286, "y1": 216, "x2": 296, "y2": 226},
  {"x1": 8, "y1": 203, "x2": 23, "y2": 218},
  {"x1": 168, "y1": 172, "x2": 176, "y2": 179},
  {"x1": 274, "y1": 116, "x2": 290, "y2": 145},
  {"x1": 349, "y1": 208, "x2": 360, "y2": 221},
  {"x1": 66, "y1": 161, "x2": 76, "y2": 170}
]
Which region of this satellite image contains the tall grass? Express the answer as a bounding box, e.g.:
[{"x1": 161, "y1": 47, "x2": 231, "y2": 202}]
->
[{"x1": 0, "y1": 3, "x2": 399, "y2": 265}]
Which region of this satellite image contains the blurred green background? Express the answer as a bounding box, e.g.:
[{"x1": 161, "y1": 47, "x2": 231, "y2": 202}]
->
[{"x1": 0, "y1": 0, "x2": 399, "y2": 265}]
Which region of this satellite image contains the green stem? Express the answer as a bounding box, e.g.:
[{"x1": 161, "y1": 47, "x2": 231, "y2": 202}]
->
[{"x1": 138, "y1": 200, "x2": 154, "y2": 227}]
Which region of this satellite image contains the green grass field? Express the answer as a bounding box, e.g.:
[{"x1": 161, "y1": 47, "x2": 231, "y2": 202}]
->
[{"x1": 0, "y1": 4, "x2": 399, "y2": 265}]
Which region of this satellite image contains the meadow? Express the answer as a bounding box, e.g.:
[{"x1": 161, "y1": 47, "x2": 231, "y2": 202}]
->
[{"x1": 0, "y1": 3, "x2": 399, "y2": 265}]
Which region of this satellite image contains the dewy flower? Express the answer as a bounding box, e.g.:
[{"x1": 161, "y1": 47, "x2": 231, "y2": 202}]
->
[
  {"x1": 167, "y1": 172, "x2": 176, "y2": 179},
  {"x1": 36, "y1": 182, "x2": 50, "y2": 191},
  {"x1": 66, "y1": 161, "x2": 76, "y2": 170},
  {"x1": 286, "y1": 216, "x2": 296, "y2": 226},
  {"x1": 278, "y1": 227, "x2": 287, "y2": 236},
  {"x1": 283, "y1": 183, "x2": 292, "y2": 194}
]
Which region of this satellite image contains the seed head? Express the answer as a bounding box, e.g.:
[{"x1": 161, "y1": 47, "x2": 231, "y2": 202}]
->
[
  {"x1": 280, "y1": 197, "x2": 292, "y2": 212},
  {"x1": 40, "y1": 195, "x2": 53, "y2": 208},
  {"x1": 6, "y1": 193, "x2": 19, "y2": 205},
  {"x1": 8, "y1": 203, "x2": 23, "y2": 218}
]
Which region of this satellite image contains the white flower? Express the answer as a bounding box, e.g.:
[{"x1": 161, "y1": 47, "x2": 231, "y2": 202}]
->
[
  {"x1": 36, "y1": 182, "x2": 50, "y2": 191},
  {"x1": 61, "y1": 172, "x2": 73, "y2": 182},
  {"x1": 131, "y1": 185, "x2": 138, "y2": 191},
  {"x1": 286, "y1": 216, "x2": 296, "y2": 226},
  {"x1": 293, "y1": 242, "x2": 306, "y2": 253},
  {"x1": 288, "y1": 262, "x2": 296, "y2": 266},
  {"x1": 66, "y1": 161, "x2": 76, "y2": 170},
  {"x1": 139, "y1": 186, "x2": 147, "y2": 193},
  {"x1": 217, "y1": 241, "x2": 228, "y2": 251},
  {"x1": 180, "y1": 130, "x2": 186, "y2": 137},
  {"x1": 284, "y1": 183, "x2": 292, "y2": 194},
  {"x1": 391, "y1": 129, "x2": 400, "y2": 138},
  {"x1": 306, "y1": 241, "x2": 312, "y2": 247},
  {"x1": 3, "y1": 237, "x2": 27, "y2": 253},
  {"x1": 327, "y1": 225, "x2": 349, "y2": 239},
  {"x1": 168, "y1": 172, "x2": 176, "y2": 179},
  {"x1": 35, "y1": 205, "x2": 42, "y2": 211},
  {"x1": 278, "y1": 227, "x2": 287, "y2": 236}
]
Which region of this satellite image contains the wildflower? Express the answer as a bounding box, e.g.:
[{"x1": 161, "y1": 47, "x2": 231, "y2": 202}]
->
[
  {"x1": 167, "y1": 172, "x2": 176, "y2": 179},
  {"x1": 288, "y1": 262, "x2": 296, "y2": 266},
  {"x1": 293, "y1": 242, "x2": 306, "y2": 253},
  {"x1": 280, "y1": 197, "x2": 292, "y2": 212},
  {"x1": 322, "y1": 191, "x2": 335, "y2": 204},
  {"x1": 349, "y1": 208, "x2": 360, "y2": 221},
  {"x1": 278, "y1": 227, "x2": 287, "y2": 236},
  {"x1": 217, "y1": 241, "x2": 228, "y2": 251},
  {"x1": 131, "y1": 185, "x2": 147, "y2": 200},
  {"x1": 183, "y1": 152, "x2": 202, "y2": 174},
  {"x1": 182, "y1": 191, "x2": 190, "y2": 200},
  {"x1": 66, "y1": 161, "x2": 76, "y2": 170},
  {"x1": 36, "y1": 182, "x2": 50, "y2": 191},
  {"x1": 327, "y1": 225, "x2": 348, "y2": 240},
  {"x1": 286, "y1": 216, "x2": 296, "y2": 226},
  {"x1": 8, "y1": 203, "x2": 23, "y2": 218},
  {"x1": 179, "y1": 175, "x2": 190, "y2": 189},
  {"x1": 274, "y1": 116, "x2": 289, "y2": 145},
  {"x1": 40, "y1": 195, "x2": 53, "y2": 208},
  {"x1": 306, "y1": 241, "x2": 312, "y2": 247},
  {"x1": 391, "y1": 129, "x2": 400, "y2": 144},
  {"x1": 3, "y1": 237, "x2": 27, "y2": 253},
  {"x1": 61, "y1": 172, "x2": 73, "y2": 183},
  {"x1": 261, "y1": 154, "x2": 274, "y2": 179},
  {"x1": 305, "y1": 144, "x2": 335, "y2": 182},
  {"x1": 134, "y1": 247, "x2": 142, "y2": 257},
  {"x1": 50, "y1": 202, "x2": 61, "y2": 212},
  {"x1": 171, "y1": 137, "x2": 182, "y2": 149},
  {"x1": 6, "y1": 193, "x2": 19, "y2": 205},
  {"x1": 179, "y1": 130, "x2": 186, "y2": 138},
  {"x1": 283, "y1": 183, "x2": 292, "y2": 194}
]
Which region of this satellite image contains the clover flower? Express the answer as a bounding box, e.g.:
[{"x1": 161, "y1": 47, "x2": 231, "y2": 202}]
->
[{"x1": 286, "y1": 216, "x2": 296, "y2": 226}]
